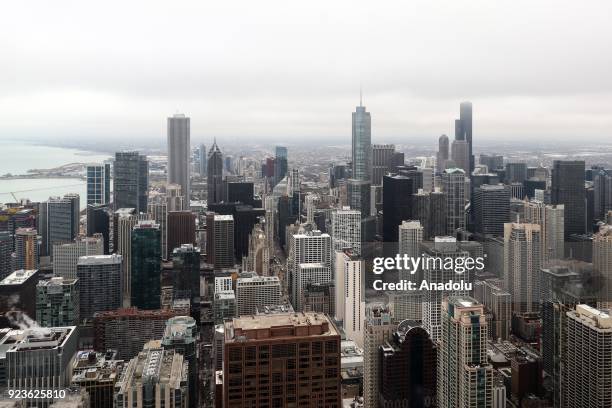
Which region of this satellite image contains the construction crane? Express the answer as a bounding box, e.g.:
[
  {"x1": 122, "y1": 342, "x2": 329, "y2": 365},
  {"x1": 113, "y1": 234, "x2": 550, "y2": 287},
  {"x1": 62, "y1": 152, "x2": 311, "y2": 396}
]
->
[{"x1": 10, "y1": 192, "x2": 18, "y2": 204}]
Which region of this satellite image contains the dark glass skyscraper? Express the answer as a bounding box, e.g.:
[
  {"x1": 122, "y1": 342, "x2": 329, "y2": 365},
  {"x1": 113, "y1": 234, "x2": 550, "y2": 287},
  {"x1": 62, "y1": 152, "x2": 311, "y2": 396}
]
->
[
  {"x1": 130, "y1": 221, "x2": 161, "y2": 310},
  {"x1": 473, "y1": 184, "x2": 511, "y2": 237},
  {"x1": 86, "y1": 204, "x2": 111, "y2": 254},
  {"x1": 207, "y1": 141, "x2": 224, "y2": 205},
  {"x1": 113, "y1": 151, "x2": 148, "y2": 213},
  {"x1": 86, "y1": 163, "x2": 111, "y2": 206},
  {"x1": 274, "y1": 146, "x2": 288, "y2": 186},
  {"x1": 171, "y1": 244, "x2": 200, "y2": 305},
  {"x1": 382, "y1": 174, "x2": 414, "y2": 242},
  {"x1": 551, "y1": 160, "x2": 586, "y2": 237}
]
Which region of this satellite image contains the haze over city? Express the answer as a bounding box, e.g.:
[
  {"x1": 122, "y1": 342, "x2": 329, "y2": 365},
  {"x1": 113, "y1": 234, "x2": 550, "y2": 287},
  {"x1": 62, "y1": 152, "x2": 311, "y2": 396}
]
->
[{"x1": 2, "y1": 0, "x2": 612, "y2": 146}]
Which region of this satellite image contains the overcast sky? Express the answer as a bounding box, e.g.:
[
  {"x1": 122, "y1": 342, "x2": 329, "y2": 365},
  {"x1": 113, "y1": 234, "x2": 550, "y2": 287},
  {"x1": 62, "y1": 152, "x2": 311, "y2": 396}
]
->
[{"x1": 1, "y1": 0, "x2": 611, "y2": 146}]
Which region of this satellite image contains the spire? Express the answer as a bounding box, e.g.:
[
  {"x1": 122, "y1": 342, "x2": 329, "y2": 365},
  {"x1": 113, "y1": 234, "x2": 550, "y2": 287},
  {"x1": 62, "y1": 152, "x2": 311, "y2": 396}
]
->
[{"x1": 359, "y1": 85, "x2": 363, "y2": 107}]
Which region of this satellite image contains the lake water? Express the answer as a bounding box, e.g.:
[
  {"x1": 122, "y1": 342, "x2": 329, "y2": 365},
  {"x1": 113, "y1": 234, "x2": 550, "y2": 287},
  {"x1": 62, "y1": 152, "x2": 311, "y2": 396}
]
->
[{"x1": 0, "y1": 140, "x2": 111, "y2": 208}]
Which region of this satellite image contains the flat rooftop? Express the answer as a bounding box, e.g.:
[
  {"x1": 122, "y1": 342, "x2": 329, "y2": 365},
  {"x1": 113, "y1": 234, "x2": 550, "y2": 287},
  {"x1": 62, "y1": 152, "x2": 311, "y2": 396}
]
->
[
  {"x1": 226, "y1": 312, "x2": 337, "y2": 342},
  {"x1": 0, "y1": 269, "x2": 38, "y2": 285}
]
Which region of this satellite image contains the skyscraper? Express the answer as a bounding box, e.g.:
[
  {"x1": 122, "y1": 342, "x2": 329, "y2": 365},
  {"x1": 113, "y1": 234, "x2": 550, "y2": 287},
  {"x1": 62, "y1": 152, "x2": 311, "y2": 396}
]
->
[
  {"x1": 47, "y1": 194, "x2": 80, "y2": 256},
  {"x1": 551, "y1": 160, "x2": 585, "y2": 237},
  {"x1": 206, "y1": 213, "x2": 235, "y2": 270},
  {"x1": 287, "y1": 229, "x2": 332, "y2": 309},
  {"x1": 442, "y1": 168, "x2": 467, "y2": 235},
  {"x1": 523, "y1": 201, "x2": 565, "y2": 264},
  {"x1": 436, "y1": 134, "x2": 450, "y2": 173},
  {"x1": 274, "y1": 145, "x2": 288, "y2": 186},
  {"x1": 363, "y1": 304, "x2": 396, "y2": 408},
  {"x1": 563, "y1": 304, "x2": 612, "y2": 407},
  {"x1": 437, "y1": 296, "x2": 493, "y2": 408},
  {"x1": 593, "y1": 224, "x2": 612, "y2": 307},
  {"x1": 86, "y1": 163, "x2": 111, "y2": 206},
  {"x1": 456, "y1": 101, "x2": 474, "y2": 174},
  {"x1": 235, "y1": 275, "x2": 281, "y2": 315},
  {"x1": 334, "y1": 249, "x2": 364, "y2": 347},
  {"x1": 171, "y1": 244, "x2": 200, "y2": 304},
  {"x1": 382, "y1": 174, "x2": 414, "y2": 242},
  {"x1": 86, "y1": 204, "x2": 111, "y2": 254},
  {"x1": 347, "y1": 179, "x2": 371, "y2": 219},
  {"x1": 53, "y1": 235, "x2": 104, "y2": 279},
  {"x1": 161, "y1": 316, "x2": 198, "y2": 408},
  {"x1": 331, "y1": 207, "x2": 361, "y2": 255},
  {"x1": 36, "y1": 276, "x2": 80, "y2": 327},
  {"x1": 167, "y1": 211, "x2": 196, "y2": 257},
  {"x1": 114, "y1": 346, "x2": 188, "y2": 408},
  {"x1": 130, "y1": 221, "x2": 161, "y2": 310},
  {"x1": 371, "y1": 144, "x2": 395, "y2": 185},
  {"x1": 451, "y1": 139, "x2": 470, "y2": 174},
  {"x1": 504, "y1": 222, "x2": 541, "y2": 313},
  {"x1": 352, "y1": 96, "x2": 372, "y2": 181},
  {"x1": 113, "y1": 152, "x2": 149, "y2": 213},
  {"x1": 167, "y1": 114, "x2": 191, "y2": 201},
  {"x1": 473, "y1": 184, "x2": 510, "y2": 237},
  {"x1": 198, "y1": 143, "x2": 207, "y2": 177},
  {"x1": 207, "y1": 141, "x2": 224, "y2": 205},
  {"x1": 77, "y1": 254, "x2": 123, "y2": 319},
  {"x1": 222, "y1": 312, "x2": 341, "y2": 407},
  {"x1": 379, "y1": 322, "x2": 437, "y2": 407},
  {"x1": 14, "y1": 227, "x2": 39, "y2": 270},
  {"x1": 0, "y1": 232, "x2": 11, "y2": 280}
]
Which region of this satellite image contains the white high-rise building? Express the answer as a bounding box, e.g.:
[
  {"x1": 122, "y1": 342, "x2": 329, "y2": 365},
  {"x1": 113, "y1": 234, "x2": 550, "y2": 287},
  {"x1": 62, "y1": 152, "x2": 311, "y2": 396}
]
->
[
  {"x1": 563, "y1": 304, "x2": 612, "y2": 408},
  {"x1": 287, "y1": 229, "x2": 332, "y2": 309},
  {"x1": 52, "y1": 235, "x2": 103, "y2": 279},
  {"x1": 235, "y1": 276, "x2": 281, "y2": 316},
  {"x1": 398, "y1": 220, "x2": 423, "y2": 281},
  {"x1": 304, "y1": 193, "x2": 319, "y2": 225},
  {"x1": 523, "y1": 200, "x2": 564, "y2": 264},
  {"x1": 167, "y1": 114, "x2": 191, "y2": 201},
  {"x1": 295, "y1": 263, "x2": 332, "y2": 312},
  {"x1": 421, "y1": 237, "x2": 472, "y2": 342},
  {"x1": 214, "y1": 276, "x2": 233, "y2": 293},
  {"x1": 363, "y1": 304, "x2": 396, "y2": 408},
  {"x1": 442, "y1": 168, "x2": 467, "y2": 235},
  {"x1": 504, "y1": 222, "x2": 541, "y2": 314},
  {"x1": 593, "y1": 224, "x2": 612, "y2": 309},
  {"x1": 331, "y1": 207, "x2": 361, "y2": 255},
  {"x1": 334, "y1": 249, "x2": 365, "y2": 347},
  {"x1": 437, "y1": 296, "x2": 493, "y2": 408}
]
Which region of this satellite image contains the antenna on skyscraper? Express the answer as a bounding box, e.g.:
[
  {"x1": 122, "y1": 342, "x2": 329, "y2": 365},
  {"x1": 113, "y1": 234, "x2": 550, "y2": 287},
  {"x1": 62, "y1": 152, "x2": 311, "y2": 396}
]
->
[{"x1": 359, "y1": 85, "x2": 363, "y2": 107}]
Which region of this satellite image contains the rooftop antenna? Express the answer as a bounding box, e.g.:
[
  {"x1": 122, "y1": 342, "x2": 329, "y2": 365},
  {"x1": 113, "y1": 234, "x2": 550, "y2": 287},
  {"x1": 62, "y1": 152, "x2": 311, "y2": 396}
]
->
[{"x1": 359, "y1": 85, "x2": 363, "y2": 107}]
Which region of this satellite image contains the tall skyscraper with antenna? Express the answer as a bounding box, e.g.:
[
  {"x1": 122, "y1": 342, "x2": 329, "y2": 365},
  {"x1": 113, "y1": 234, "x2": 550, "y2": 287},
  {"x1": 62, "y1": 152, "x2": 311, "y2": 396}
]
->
[{"x1": 351, "y1": 91, "x2": 372, "y2": 181}]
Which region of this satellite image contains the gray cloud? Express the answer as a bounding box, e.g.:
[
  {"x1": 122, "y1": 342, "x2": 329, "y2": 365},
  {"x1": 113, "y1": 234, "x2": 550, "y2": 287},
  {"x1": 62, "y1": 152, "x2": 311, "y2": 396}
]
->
[{"x1": 1, "y1": 0, "x2": 611, "y2": 144}]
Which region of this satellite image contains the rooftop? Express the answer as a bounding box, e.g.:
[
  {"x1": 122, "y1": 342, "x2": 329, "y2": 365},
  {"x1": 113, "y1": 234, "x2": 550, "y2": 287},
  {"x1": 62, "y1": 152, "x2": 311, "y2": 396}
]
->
[
  {"x1": 77, "y1": 254, "x2": 122, "y2": 266},
  {"x1": 226, "y1": 312, "x2": 337, "y2": 342},
  {"x1": 0, "y1": 269, "x2": 38, "y2": 285}
]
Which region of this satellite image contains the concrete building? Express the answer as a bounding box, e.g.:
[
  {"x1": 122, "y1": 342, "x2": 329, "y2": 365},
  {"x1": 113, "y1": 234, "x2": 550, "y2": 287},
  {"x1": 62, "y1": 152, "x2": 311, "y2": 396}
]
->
[
  {"x1": 14, "y1": 227, "x2": 39, "y2": 271},
  {"x1": 442, "y1": 168, "x2": 467, "y2": 235},
  {"x1": 235, "y1": 276, "x2": 281, "y2": 316},
  {"x1": 0, "y1": 269, "x2": 41, "y2": 321},
  {"x1": 114, "y1": 346, "x2": 188, "y2": 408},
  {"x1": 331, "y1": 207, "x2": 361, "y2": 255},
  {"x1": 161, "y1": 316, "x2": 198, "y2": 408},
  {"x1": 5, "y1": 326, "x2": 78, "y2": 393},
  {"x1": 363, "y1": 304, "x2": 396, "y2": 408},
  {"x1": 437, "y1": 297, "x2": 493, "y2": 408},
  {"x1": 53, "y1": 235, "x2": 104, "y2": 279},
  {"x1": 206, "y1": 213, "x2": 235, "y2": 270},
  {"x1": 504, "y1": 223, "x2": 541, "y2": 313},
  {"x1": 335, "y1": 249, "x2": 365, "y2": 347},
  {"x1": 213, "y1": 290, "x2": 236, "y2": 323},
  {"x1": 36, "y1": 277, "x2": 79, "y2": 327},
  {"x1": 71, "y1": 350, "x2": 124, "y2": 408},
  {"x1": 93, "y1": 308, "x2": 177, "y2": 360},
  {"x1": 167, "y1": 114, "x2": 191, "y2": 202},
  {"x1": 222, "y1": 312, "x2": 341, "y2": 407},
  {"x1": 563, "y1": 304, "x2": 612, "y2": 407}
]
